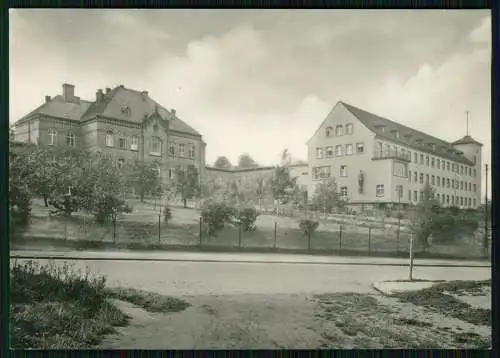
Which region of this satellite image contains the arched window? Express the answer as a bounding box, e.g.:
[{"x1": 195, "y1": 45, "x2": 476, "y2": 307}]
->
[
  {"x1": 325, "y1": 127, "x2": 333, "y2": 137},
  {"x1": 66, "y1": 132, "x2": 75, "y2": 147},
  {"x1": 48, "y1": 128, "x2": 57, "y2": 146},
  {"x1": 151, "y1": 136, "x2": 162, "y2": 155},
  {"x1": 118, "y1": 133, "x2": 126, "y2": 149},
  {"x1": 106, "y1": 130, "x2": 114, "y2": 147},
  {"x1": 335, "y1": 125, "x2": 343, "y2": 136}
]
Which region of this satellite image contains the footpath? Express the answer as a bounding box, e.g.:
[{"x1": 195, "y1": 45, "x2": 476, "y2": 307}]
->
[{"x1": 10, "y1": 249, "x2": 491, "y2": 267}]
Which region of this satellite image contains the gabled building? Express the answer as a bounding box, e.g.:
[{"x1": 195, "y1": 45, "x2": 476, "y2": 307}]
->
[
  {"x1": 306, "y1": 101, "x2": 482, "y2": 209},
  {"x1": 12, "y1": 83, "x2": 206, "y2": 185}
]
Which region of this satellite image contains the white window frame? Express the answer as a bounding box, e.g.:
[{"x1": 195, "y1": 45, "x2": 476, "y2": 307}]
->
[
  {"x1": 345, "y1": 124, "x2": 353, "y2": 135},
  {"x1": 376, "y1": 185, "x2": 385, "y2": 197},
  {"x1": 316, "y1": 147, "x2": 324, "y2": 159},
  {"x1": 66, "y1": 132, "x2": 75, "y2": 147},
  {"x1": 48, "y1": 128, "x2": 57, "y2": 146},
  {"x1": 325, "y1": 127, "x2": 333, "y2": 137},
  {"x1": 117, "y1": 158, "x2": 125, "y2": 169},
  {"x1": 335, "y1": 145, "x2": 343, "y2": 157},
  {"x1": 335, "y1": 125, "x2": 343, "y2": 136},
  {"x1": 105, "y1": 130, "x2": 114, "y2": 147},
  {"x1": 179, "y1": 143, "x2": 185, "y2": 156},
  {"x1": 151, "y1": 136, "x2": 162, "y2": 156},
  {"x1": 118, "y1": 135, "x2": 126, "y2": 149},
  {"x1": 356, "y1": 142, "x2": 364, "y2": 154},
  {"x1": 131, "y1": 136, "x2": 139, "y2": 151},
  {"x1": 346, "y1": 144, "x2": 353, "y2": 155},
  {"x1": 340, "y1": 186, "x2": 348, "y2": 197},
  {"x1": 340, "y1": 165, "x2": 347, "y2": 177},
  {"x1": 188, "y1": 144, "x2": 195, "y2": 158}
]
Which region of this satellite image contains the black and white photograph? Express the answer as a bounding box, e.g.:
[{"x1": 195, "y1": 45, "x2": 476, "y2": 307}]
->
[{"x1": 8, "y1": 9, "x2": 492, "y2": 349}]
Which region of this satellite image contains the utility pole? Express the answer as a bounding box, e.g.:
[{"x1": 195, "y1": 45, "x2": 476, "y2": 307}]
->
[{"x1": 484, "y1": 164, "x2": 489, "y2": 252}]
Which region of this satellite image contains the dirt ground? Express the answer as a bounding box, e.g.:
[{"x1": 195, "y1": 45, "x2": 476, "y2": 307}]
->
[{"x1": 98, "y1": 290, "x2": 491, "y2": 349}]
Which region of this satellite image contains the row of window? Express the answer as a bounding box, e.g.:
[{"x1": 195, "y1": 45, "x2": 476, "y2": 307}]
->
[
  {"x1": 408, "y1": 170, "x2": 477, "y2": 193},
  {"x1": 47, "y1": 129, "x2": 196, "y2": 158},
  {"x1": 408, "y1": 189, "x2": 476, "y2": 208},
  {"x1": 325, "y1": 124, "x2": 354, "y2": 137},
  {"x1": 312, "y1": 165, "x2": 348, "y2": 180},
  {"x1": 316, "y1": 143, "x2": 365, "y2": 159},
  {"x1": 377, "y1": 141, "x2": 477, "y2": 177}
]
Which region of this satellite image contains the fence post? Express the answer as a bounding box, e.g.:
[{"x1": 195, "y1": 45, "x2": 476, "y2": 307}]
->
[
  {"x1": 238, "y1": 223, "x2": 242, "y2": 248},
  {"x1": 158, "y1": 212, "x2": 161, "y2": 245},
  {"x1": 396, "y1": 221, "x2": 401, "y2": 256},
  {"x1": 339, "y1": 223, "x2": 342, "y2": 253},
  {"x1": 409, "y1": 232, "x2": 415, "y2": 281},
  {"x1": 274, "y1": 221, "x2": 277, "y2": 249},
  {"x1": 113, "y1": 216, "x2": 116, "y2": 244},
  {"x1": 199, "y1": 217, "x2": 203, "y2": 247},
  {"x1": 368, "y1": 227, "x2": 372, "y2": 256}
]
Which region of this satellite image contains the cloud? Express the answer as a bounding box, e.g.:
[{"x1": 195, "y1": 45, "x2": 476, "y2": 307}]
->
[{"x1": 469, "y1": 15, "x2": 490, "y2": 43}]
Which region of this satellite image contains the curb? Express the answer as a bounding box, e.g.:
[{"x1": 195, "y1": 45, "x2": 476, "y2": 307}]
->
[{"x1": 9, "y1": 254, "x2": 492, "y2": 268}]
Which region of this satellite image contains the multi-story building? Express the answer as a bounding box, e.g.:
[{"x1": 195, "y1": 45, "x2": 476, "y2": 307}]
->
[
  {"x1": 12, "y1": 83, "x2": 206, "y2": 185},
  {"x1": 306, "y1": 101, "x2": 482, "y2": 209}
]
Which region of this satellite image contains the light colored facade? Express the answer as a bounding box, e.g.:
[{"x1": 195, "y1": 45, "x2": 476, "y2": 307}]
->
[
  {"x1": 12, "y1": 83, "x2": 206, "y2": 186},
  {"x1": 306, "y1": 101, "x2": 482, "y2": 209}
]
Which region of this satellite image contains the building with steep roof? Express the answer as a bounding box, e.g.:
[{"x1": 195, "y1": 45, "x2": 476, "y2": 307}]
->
[
  {"x1": 306, "y1": 101, "x2": 482, "y2": 209},
  {"x1": 12, "y1": 83, "x2": 206, "y2": 185}
]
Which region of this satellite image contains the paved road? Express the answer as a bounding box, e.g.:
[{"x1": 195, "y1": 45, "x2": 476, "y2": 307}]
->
[
  {"x1": 10, "y1": 250, "x2": 491, "y2": 267},
  {"x1": 12, "y1": 256, "x2": 491, "y2": 296}
]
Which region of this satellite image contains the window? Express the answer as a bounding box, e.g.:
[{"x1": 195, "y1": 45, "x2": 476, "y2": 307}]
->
[
  {"x1": 452, "y1": 163, "x2": 455, "y2": 172},
  {"x1": 469, "y1": 182, "x2": 472, "y2": 191},
  {"x1": 473, "y1": 155, "x2": 477, "y2": 164},
  {"x1": 169, "y1": 142, "x2": 175, "y2": 155},
  {"x1": 473, "y1": 199, "x2": 477, "y2": 207},
  {"x1": 469, "y1": 167, "x2": 472, "y2": 176},
  {"x1": 437, "y1": 176, "x2": 440, "y2": 187},
  {"x1": 48, "y1": 128, "x2": 57, "y2": 146},
  {"x1": 414, "y1": 171, "x2": 417, "y2": 183},
  {"x1": 468, "y1": 198, "x2": 472, "y2": 207},
  {"x1": 420, "y1": 191, "x2": 424, "y2": 201},
  {"x1": 356, "y1": 143, "x2": 365, "y2": 154},
  {"x1": 179, "y1": 143, "x2": 185, "y2": 156},
  {"x1": 345, "y1": 124, "x2": 353, "y2": 135},
  {"x1": 408, "y1": 170, "x2": 412, "y2": 183},
  {"x1": 420, "y1": 154, "x2": 424, "y2": 165},
  {"x1": 437, "y1": 159, "x2": 440, "y2": 169},
  {"x1": 335, "y1": 145, "x2": 344, "y2": 157},
  {"x1": 188, "y1": 144, "x2": 195, "y2": 158},
  {"x1": 393, "y1": 162, "x2": 407, "y2": 177},
  {"x1": 396, "y1": 185, "x2": 403, "y2": 199},
  {"x1": 413, "y1": 153, "x2": 417, "y2": 163},
  {"x1": 426, "y1": 156, "x2": 429, "y2": 166},
  {"x1": 460, "y1": 197, "x2": 464, "y2": 206},
  {"x1": 106, "y1": 130, "x2": 114, "y2": 147},
  {"x1": 408, "y1": 190, "x2": 412, "y2": 201},
  {"x1": 431, "y1": 175, "x2": 435, "y2": 185},
  {"x1": 446, "y1": 195, "x2": 449, "y2": 205},
  {"x1": 376, "y1": 185, "x2": 385, "y2": 197},
  {"x1": 473, "y1": 169, "x2": 476, "y2": 177},
  {"x1": 447, "y1": 178, "x2": 450, "y2": 188},
  {"x1": 452, "y1": 196, "x2": 455, "y2": 205},
  {"x1": 447, "y1": 162, "x2": 450, "y2": 171},
  {"x1": 340, "y1": 186, "x2": 348, "y2": 197},
  {"x1": 151, "y1": 136, "x2": 162, "y2": 155},
  {"x1": 442, "y1": 177, "x2": 445, "y2": 187},
  {"x1": 131, "y1": 136, "x2": 139, "y2": 150},
  {"x1": 340, "y1": 165, "x2": 347, "y2": 177},
  {"x1": 118, "y1": 158, "x2": 125, "y2": 169},
  {"x1": 346, "y1": 144, "x2": 353, "y2": 155},
  {"x1": 419, "y1": 173, "x2": 424, "y2": 184},
  {"x1": 326, "y1": 146, "x2": 333, "y2": 157},
  {"x1": 313, "y1": 166, "x2": 331, "y2": 179},
  {"x1": 335, "y1": 125, "x2": 343, "y2": 136},
  {"x1": 426, "y1": 174, "x2": 429, "y2": 184},
  {"x1": 437, "y1": 193, "x2": 440, "y2": 201},
  {"x1": 460, "y1": 181, "x2": 463, "y2": 190},
  {"x1": 431, "y1": 157, "x2": 435, "y2": 168},
  {"x1": 119, "y1": 135, "x2": 126, "y2": 149},
  {"x1": 316, "y1": 147, "x2": 324, "y2": 159},
  {"x1": 325, "y1": 127, "x2": 333, "y2": 137},
  {"x1": 451, "y1": 179, "x2": 455, "y2": 189},
  {"x1": 460, "y1": 165, "x2": 464, "y2": 175},
  {"x1": 473, "y1": 184, "x2": 477, "y2": 193},
  {"x1": 66, "y1": 132, "x2": 75, "y2": 147},
  {"x1": 413, "y1": 190, "x2": 418, "y2": 201}
]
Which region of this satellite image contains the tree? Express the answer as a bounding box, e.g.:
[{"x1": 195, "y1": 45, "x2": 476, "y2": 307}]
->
[
  {"x1": 311, "y1": 178, "x2": 342, "y2": 214},
  {"x1": 9, "y1": 146, "x2": 36, "y2": 229},
  {"x1": 408, "y1": 184, "x2": 441, "y2": 251},
  {"x1": 271, "y1": 151, "x2": 297, "y2": 215},
  {"x1": 237, "y1": 153, "x2": 258, "y2": 168},
  {"x1": 127, "y1": 160, "x2": 161, "y2": 202},
  {"x1": 175, "y1": 165, "x2": 200, "y2": 208},
  {"x1": 214, "y1": 156, "x2": 232, "y2": 169},
  {"x1": 255, "y1": 177, "x2": 268, "y2": 210}
]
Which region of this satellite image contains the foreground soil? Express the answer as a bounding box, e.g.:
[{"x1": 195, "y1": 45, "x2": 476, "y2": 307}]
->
[{"x1": 98, "y1": 290, "x2": 491, "y2": 349}]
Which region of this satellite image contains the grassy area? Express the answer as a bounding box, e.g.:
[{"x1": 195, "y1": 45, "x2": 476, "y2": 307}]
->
[
  {"x1": 106, "y1": 287, "x2": 191, "y2": 313},
  {"x1": 10, "y1": 260, "x2": 129, "y2": 349},
  {"x1": 393, "y1": 280, "x2": 491, "y2": 327}
]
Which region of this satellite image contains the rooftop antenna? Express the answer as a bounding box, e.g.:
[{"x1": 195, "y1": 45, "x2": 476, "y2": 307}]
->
[{"x1": 465, "y1": 110, "x2": 470, "y2": 136}]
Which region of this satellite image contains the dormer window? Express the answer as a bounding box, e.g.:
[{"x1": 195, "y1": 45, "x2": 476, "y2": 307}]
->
[
  {"x1": 404, "y1": 133, "x2": 412, "y2": 139},
  {"x1": 120, "y1": 106, "x2": 130, "y2": 116},
  {"x1": 390, "y1": 129, "x2": 400, "y2": 138},
  {"x1": 375, "y1": 125, "x2": 385, "y2": 133},
  {"x1": 325, "y1": 127, "x2": 333, "y2": 137},
  {"x1": 335, "y1": 125, "x2": 343, "y2": 136}
]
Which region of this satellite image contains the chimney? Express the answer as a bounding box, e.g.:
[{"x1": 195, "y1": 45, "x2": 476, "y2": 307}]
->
[
  {"x1": 45, "y1": 96, "x2": 51, "y2": 103},
  {"x1": 96, "y1": 89, "x2": 104, "y2": 104},
  {"x1": 105, "y1": 88, "x2": 111, "y2": 94},
  {"x1": 170, "y1": 108, "x2": 176, "y2": 119},
  {"x1": 141, "y1": 91, "x2": 148, "y2": 100},
  {"x1": 62, "y1": 83, "x2": 75, "y2": 101}
]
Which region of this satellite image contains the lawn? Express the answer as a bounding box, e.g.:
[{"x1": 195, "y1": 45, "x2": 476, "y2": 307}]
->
[{"x1": 9, "y1": 259, "x2": 191, "y2": 349}]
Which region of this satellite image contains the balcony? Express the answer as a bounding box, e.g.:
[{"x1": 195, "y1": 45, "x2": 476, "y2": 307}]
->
[{"x1": 373, "y1": 149, "x2": 411, "y2": 162}]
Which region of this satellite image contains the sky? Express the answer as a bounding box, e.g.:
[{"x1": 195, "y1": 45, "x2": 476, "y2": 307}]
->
[{"x1": 9, "y1": 9, "x2": 491, "y2": 196}]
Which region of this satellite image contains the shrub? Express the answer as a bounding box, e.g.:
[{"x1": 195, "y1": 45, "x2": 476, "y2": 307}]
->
[
  {"x1": 163, "y1": 205, "x2": 172, "y2": 224},
  {"x1": 299, "y1": 219, "x2": 319, "y2": 250},
  {"x1": 201, "y1": 201, "x2": 233, "y2": 237},
  {"x1": 236, "y1": 208, "x2": 259, "y2": 231},
  {"x1": 92, "y1": 195, "x2": 132, "y2": 224}
]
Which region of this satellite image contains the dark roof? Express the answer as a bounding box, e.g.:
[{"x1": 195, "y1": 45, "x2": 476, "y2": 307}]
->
[
  {"x1": 452, "y1": 135, "x2": 483, "y2": 146},
  {"x1": 15, "y1": 85, "x2": 201, "y2": 137},
  {"x1": 206, "y1": 165, "x2": 275, "y2": 173},
  {"x1": 340, "y1": 101, "x2": 475, "y2": 166}
]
